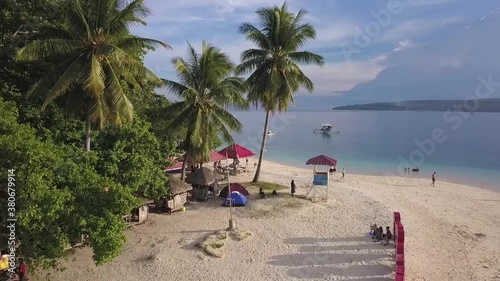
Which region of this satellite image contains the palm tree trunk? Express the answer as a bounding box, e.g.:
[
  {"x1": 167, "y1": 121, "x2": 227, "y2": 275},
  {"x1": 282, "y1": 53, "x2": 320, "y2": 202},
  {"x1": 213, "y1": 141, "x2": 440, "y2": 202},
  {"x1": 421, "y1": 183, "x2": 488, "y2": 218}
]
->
[
  {"x1": 252, "y1": 110, "x2": 271, "y2": 182},
  {"x1": 180, "y1": 151, "x2": 189, "y2": 181},
  {"x1": 85, "y1": 109, "x2": 91, "y2": 152},
  {"x1": 180, "y1": 130, "x2": 193, "y2": 181}
]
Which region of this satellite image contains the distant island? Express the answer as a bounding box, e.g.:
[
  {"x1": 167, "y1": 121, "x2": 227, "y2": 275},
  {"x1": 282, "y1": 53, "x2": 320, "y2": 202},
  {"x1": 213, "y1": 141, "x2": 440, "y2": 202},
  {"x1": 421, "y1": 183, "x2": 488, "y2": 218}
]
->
[{"x1": 332, "y1": 98, "x2": 500, "y2": 112}]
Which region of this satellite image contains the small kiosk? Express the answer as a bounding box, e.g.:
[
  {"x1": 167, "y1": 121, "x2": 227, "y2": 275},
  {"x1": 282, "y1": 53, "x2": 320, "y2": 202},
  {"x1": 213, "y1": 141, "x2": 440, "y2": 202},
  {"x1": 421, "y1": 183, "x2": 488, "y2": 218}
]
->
[{"x1": 305, "y1": 154, "x2": 338, "y2": 202}]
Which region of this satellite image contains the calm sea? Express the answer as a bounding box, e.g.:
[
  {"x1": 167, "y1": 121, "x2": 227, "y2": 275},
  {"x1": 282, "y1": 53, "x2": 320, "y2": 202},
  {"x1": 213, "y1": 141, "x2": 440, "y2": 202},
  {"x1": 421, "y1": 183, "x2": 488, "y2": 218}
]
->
[{"x1": 230, "y1": 111, "x2": 500, "y2": 191}]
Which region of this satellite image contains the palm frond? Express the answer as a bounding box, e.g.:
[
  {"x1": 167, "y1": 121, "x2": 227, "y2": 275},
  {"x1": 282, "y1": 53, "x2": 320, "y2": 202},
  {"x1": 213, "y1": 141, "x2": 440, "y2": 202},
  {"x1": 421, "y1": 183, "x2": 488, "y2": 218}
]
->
[
  {"x1": 42, "y1": 58, "x2": 84, "y2": 109},
  {"x1": 104, "y1": 43, "x2": 163, "y2": 85},
  {"x1": 82, "y1": 54, "x2": 106, "y2": 99},
  {"x1": 66, "y1": 0, "x2": 92, "y2": 40},
  {"x1": 107, "y1": 0, "x2": 151, "y2": 35},
  {"x1": 238, "y1": 23, "x2": 271, "y2": 50},
  {"x1": 16, "y1": 39, "x2": 82, "y2": 62},
  {"x1": 116, "y1": 36, "x2": 171, "y2": 51},
  {"x1": 104, "y1": 60, "x2": 134, "y2": 124},
  {"x1": 27, "y1": 57, "x2": 77, "y2": 97},
  {"x1": 288, "y1": 51, "x2": 324, "y2": 66},
  {"x1": 212, "y1": 105, "x2": 243, "y2": 133},
  {"x1": 162, "y1": 79, "x2": 188, "y2": 97}
]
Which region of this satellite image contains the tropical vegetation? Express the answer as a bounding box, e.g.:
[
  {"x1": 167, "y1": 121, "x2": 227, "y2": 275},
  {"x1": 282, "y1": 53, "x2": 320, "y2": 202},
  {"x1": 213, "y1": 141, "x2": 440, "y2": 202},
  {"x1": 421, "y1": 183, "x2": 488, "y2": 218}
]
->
[
  {"x1": 163, "y1": 42, "x2": 248, "y2": 180},
  {"x1": 0, "y1": 0, "x2": 322, "y2": 270},
  {"x1": 16, "y1": 0, "x2": 170, "y2": 151},
  {"x1": 236, "y1": 3, "x2": 324, "y2": 182}
]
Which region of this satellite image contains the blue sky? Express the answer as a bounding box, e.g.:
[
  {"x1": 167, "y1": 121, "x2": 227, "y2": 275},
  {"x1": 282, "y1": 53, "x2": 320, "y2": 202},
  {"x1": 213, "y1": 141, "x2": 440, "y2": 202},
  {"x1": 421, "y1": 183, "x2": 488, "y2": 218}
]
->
[{"x1": 132, "y1": 0, "x2": 499, "y2": 101}]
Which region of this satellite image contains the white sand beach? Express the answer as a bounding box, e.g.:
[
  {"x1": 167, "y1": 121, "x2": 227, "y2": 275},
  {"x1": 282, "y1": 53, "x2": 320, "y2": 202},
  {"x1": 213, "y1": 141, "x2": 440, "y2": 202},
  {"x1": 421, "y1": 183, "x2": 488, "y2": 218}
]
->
[{"x1": 33, "y1": 159, "x2": 500, "y2": 281}]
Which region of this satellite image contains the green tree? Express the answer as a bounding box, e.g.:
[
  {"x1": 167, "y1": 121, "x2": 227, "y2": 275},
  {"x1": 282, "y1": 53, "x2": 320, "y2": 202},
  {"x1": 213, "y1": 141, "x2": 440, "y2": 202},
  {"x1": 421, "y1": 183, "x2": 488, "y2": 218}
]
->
[
  {"x1": 0, "y1": 97, "x2": 138, "y2": 267},
  {"x1": 237, "y1": 3, "x2": 324, "y2": 182},
  {"x1": 93, "y1": 117, "x2": 169, "y2": 199},
  {"x1": 16, "y1": 0, "x2": 170, "y2": 151},
  {"x1": 163, "y1": 42, "x2": 248, "y2": 180}
]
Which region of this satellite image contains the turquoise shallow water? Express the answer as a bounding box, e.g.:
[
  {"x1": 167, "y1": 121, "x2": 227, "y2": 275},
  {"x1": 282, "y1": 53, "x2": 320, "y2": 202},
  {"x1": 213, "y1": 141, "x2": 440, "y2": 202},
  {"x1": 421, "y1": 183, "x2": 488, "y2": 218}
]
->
[{"x1": 229, "y1": 111, "x2": 500, "y2": 191}]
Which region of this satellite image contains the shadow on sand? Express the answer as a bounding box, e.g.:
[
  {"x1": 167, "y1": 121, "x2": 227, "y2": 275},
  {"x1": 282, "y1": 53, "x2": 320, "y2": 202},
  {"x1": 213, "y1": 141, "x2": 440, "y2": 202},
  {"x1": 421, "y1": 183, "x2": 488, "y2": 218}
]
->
[{"x1": 268, "y1": 236, "x2": 394, "y2": 280}]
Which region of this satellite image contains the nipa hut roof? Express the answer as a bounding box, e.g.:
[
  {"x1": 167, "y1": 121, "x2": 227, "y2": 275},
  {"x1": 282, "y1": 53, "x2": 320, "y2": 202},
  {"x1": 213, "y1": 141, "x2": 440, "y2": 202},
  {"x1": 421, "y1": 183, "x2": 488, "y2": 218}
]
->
[
  {"x1": 185, "y1": 167, "x2": 224, "y2": 186},
  {"x1": 167, "y1": 176, "x2": 193, "y2": 195}
]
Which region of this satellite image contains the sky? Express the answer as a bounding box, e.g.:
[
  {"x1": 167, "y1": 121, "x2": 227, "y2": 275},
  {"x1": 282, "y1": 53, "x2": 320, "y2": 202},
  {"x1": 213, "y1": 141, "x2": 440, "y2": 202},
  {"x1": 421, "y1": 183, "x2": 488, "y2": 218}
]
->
[{"x1": 131, "y1": 0, "x2": 500, "y2": 104}]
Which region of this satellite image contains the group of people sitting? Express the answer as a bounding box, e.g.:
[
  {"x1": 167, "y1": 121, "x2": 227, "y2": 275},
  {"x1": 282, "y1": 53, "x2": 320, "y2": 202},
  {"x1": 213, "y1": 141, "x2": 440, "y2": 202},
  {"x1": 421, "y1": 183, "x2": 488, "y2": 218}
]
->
[
  {"x1": 370, "y1": 224, "x2": 392, "y2": 246},
  {"x1": 259, "y1": 188, "x2": 278, "y2": 199}
]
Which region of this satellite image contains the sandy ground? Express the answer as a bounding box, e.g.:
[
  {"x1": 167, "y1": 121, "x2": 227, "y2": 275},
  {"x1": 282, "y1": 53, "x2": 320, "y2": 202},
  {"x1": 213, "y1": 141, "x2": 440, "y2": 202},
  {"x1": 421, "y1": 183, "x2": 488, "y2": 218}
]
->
[{"x1": 32, "y1": 159, "x2": 500, "y2": 281}]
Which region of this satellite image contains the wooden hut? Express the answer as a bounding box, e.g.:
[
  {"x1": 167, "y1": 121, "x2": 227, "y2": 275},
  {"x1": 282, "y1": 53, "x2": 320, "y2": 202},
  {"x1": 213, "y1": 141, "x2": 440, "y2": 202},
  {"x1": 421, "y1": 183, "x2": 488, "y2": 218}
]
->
[
  {"x1": 163, "y1": 176, "x2": 192, "y2": 214},
  {"x1": 185, "y1": 167, "x2": 224, "y2": 201}
]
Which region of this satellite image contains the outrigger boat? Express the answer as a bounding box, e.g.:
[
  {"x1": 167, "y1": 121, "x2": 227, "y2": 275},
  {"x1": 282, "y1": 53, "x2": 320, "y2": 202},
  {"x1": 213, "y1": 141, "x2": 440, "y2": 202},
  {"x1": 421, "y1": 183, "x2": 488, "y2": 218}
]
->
[{"x1": 313, "y1": 124, "x2": 340, "y2": 135}]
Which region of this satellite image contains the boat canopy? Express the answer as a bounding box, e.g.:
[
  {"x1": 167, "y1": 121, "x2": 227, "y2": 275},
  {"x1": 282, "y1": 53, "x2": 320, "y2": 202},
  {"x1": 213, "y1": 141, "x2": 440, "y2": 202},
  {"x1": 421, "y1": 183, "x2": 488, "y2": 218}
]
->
[{"x1": 321, "y1": 124, "x2": 332, "y2": 127}]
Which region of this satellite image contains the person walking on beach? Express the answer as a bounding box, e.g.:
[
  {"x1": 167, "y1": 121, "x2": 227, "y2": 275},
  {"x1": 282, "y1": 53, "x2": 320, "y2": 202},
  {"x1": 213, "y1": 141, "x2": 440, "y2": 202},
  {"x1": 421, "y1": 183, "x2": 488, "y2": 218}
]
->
[
  {"x1": 342, "y1": 168, "x2": 345, "y2": 179},
  {"x1": 431, "y1": 172, "x2": 436, "y2": 186},
  {"x1": 290, "y1": 180, "x2": 296, "y2": 197}
]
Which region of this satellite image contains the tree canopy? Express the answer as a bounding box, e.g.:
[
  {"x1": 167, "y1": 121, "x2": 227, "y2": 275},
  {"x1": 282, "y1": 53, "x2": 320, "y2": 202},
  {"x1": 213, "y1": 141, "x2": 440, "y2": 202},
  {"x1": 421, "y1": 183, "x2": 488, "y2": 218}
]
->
[{"x1": 163, "y1": 42, "x2": 248, "y2": 179}]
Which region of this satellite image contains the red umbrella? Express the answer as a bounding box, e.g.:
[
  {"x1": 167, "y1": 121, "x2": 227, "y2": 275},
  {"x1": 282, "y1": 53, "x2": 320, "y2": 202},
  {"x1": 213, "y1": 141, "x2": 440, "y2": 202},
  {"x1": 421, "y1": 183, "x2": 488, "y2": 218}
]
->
[
  {"x1": 182, "y1": 150, "x2": 227, "y2": 163},
  {"x1": 218, "y1": 144, "x2": 255, "y2": 159},
  {"x1": 305, "y1": 155, "x2": 337, "y2": 166},
  {"x1": 165, "y1": 161, "x2": 183, "y2": 172},
  {"x1": 209, "y1": 150, "x2": 227, "y2": 162}
]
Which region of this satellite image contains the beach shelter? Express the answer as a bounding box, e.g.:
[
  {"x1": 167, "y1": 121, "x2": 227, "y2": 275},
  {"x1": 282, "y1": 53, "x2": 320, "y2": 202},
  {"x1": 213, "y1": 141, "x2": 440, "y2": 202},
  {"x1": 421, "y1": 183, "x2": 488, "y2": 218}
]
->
[
  {"x1": 224, "y1": 191, "x2": 247, "y2": 207},
  {"x1": 219, "y1": 183, "x2": 250, "y2": 198},
  {"x1": 305, "y1": 154, "x2": 338, "y2": 202},
  {"x1": 218, "y1": 144, "x2": 255, "y2": 159},
  {"x1": 185, "y1": 167, "x2": 223, "y2": 186},
  {"x1": 161, "y1": 176, "x2": 193, "y2": 214}
]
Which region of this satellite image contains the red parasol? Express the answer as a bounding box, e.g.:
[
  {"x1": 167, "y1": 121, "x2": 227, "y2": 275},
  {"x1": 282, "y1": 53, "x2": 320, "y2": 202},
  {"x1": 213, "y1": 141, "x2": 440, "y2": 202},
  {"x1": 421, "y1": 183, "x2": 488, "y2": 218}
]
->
[
  {"x1": 305, "y1": 155, "x2": 337, "y2": 166},
  {"x1": 165, "y1": 161, "x2": 183, "y2": 172},
  {"x1": 182, "y1": 150, "x2": 227, "y2": 163},
  {"x1": 209, "y1": 150, "x2": 227, "y2": 162},
  {"x1": 218, "y1": 144, "x2": 255, "y2": 159}
]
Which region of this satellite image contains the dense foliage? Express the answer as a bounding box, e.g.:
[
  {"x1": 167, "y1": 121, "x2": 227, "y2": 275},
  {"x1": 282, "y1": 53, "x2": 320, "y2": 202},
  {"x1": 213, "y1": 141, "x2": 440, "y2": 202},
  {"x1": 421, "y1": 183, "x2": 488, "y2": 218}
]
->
[{"x1": 0, "y1": 0, "x2": 176, "y2": 268}]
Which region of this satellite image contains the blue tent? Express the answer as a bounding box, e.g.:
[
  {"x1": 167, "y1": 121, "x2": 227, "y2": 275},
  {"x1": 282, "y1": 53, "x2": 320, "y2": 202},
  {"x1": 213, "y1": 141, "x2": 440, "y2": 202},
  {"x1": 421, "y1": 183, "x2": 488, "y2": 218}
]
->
[{"x1": 224, "y1": 191, "x2": 247, "y2": 207}]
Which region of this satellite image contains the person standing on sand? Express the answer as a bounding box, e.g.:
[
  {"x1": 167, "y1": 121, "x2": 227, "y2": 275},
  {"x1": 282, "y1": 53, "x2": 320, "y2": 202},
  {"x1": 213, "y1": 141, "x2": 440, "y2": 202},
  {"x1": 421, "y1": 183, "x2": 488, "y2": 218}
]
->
[
  {"x1": 342, "y1": 168, "x2": 345, "y2": 179},
  {"x1": 431, "y1": 172, "x2": 436, "y2": 186},
  {"x1": 290, "y1": 180, "x2": 296, "y2": 197}
]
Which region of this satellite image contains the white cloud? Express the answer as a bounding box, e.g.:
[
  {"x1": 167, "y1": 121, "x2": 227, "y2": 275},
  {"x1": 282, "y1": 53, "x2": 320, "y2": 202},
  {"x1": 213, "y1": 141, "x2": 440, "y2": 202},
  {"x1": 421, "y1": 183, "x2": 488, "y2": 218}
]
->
[
  {"x1": 379, "y1": 17, "x2": 462, "y2": 42},
  {"x1": 301, "y1": 61, "x2": 385, "y2": 94},
  {"x1": 393, "y1": 40, "x2": 414, "y2": 52},
  {"x1": 311, "y1": 20, "x2": 360, "y2": 47}
]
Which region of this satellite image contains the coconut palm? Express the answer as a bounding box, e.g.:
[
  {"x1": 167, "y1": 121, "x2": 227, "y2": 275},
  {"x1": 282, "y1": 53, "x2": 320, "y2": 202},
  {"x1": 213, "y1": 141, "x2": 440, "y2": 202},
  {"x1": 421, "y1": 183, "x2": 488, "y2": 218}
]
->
[
  {"x1": 16, "y1": 0, "x2": 170, "y2": 151},
  {"x1": 164, "y1": 42, "x2": 248, "y2": 180},
  {"x1": 237, "y1": 3, "x2": 324, "y2": 182}
]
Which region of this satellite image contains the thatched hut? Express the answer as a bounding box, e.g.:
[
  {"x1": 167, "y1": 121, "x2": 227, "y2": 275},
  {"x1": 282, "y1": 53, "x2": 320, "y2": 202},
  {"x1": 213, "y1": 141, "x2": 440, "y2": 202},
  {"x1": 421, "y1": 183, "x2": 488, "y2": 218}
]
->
[
  {"x1": 159, "y1": 176, "x2": 193, "y2": 214},
  {"x1": 185, "y1": 167, "x2": 224, "y2": 185},
  {"x1": 185, "y1": 167, "x2": 224, "y2": 201}
]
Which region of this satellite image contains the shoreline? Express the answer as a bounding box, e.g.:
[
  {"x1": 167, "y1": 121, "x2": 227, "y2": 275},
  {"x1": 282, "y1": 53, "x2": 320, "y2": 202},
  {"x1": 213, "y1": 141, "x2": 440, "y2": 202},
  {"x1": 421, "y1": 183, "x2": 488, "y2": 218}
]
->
[{"x1": 255, "y1": 157, "x2": 499, "y2": 193}]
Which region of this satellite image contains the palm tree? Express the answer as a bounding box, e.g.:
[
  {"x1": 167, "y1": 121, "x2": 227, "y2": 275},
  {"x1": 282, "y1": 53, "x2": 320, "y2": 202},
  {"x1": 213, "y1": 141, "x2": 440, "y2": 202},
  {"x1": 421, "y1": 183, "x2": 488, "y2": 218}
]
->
[
  {"x1": 16, "y1": 0, "x2": 169, "y2": 151},
  {"x1": 164, "y1": 42, "x2": 248, "y2": 180},
  {"x1": 237, "y1": 3, "x2": 324, "y2": 182}
]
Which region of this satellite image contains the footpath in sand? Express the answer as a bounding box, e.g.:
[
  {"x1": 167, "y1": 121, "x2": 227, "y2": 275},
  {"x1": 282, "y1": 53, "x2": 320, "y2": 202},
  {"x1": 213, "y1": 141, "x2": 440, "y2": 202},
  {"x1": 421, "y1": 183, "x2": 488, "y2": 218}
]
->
[{"x1": 34, "y1": 160, "x2": 500, "y2": 281}]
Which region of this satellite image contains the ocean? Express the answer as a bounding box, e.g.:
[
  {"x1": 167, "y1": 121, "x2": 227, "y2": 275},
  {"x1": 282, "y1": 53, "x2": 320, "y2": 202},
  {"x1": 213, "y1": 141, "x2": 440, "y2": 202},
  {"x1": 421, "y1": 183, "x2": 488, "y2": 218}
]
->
[{"x1": 230, "y1": 110, "x2": 500, "y2": 191}]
